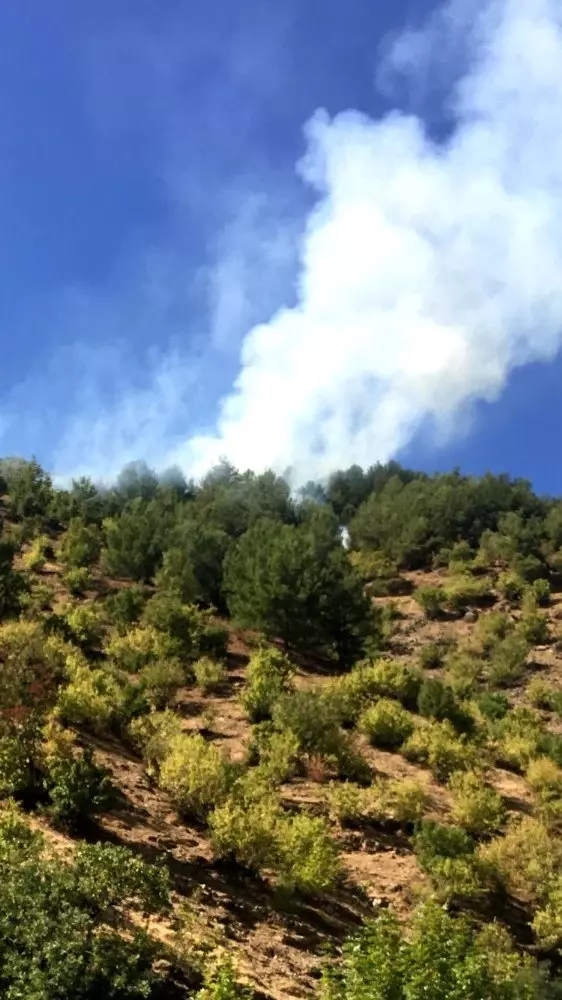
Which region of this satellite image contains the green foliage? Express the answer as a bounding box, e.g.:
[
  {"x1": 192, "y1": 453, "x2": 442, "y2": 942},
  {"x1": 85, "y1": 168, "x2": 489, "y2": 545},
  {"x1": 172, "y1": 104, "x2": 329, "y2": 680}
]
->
[
  {"x1": 272, "y1": 689, "x2": 369, "y2": 781},
  {"x1": 0, "y1": 802, "x2": 170, "y2": 999},
  {"x1": 199, "y1": 623, "x2": 230, "y2": 660},
  {"x1": 104, "y1": 624, "x2": 175, "y2": 673},
  {"x1": 138, "y1": 658, "x2": 185, "y2": 709},
  {"x1": 59, "y1": 518, "x2": 101, "y2": 568},
  {"x1": 449, "y1": 770, "x2": 506, "y2": 835},
  {"x1": 481, "y1": 816, "x2": 562, "y2": 903},
  {"x1": 415, "y1": 585, "x2": 447, "y2": 618},
  {"x1": 486, "y1": 634, "x2": 529, "y2": 687},
  {"x1": 417, "y1": 677, "x2": 471, "y2": 731},
  {"x1": 127, "y1": 710, "x2": 183, "y2": 772},
  {"x1": 532, "y1": 578, "x2": 551, "y2": 606},
  {"x1": 498, "y1": 571, "x2": 526, "y2": 602},
  {"x1": 23, "y1": 533, "x2": 51, "y2": 572},
  {"x1": 358, "y1": 698, "x2": 414, "y2": 749},
  {"x1": 242, "y1": 647, "x2": 294, "y2": 723},
  {"x1": 413, "y1": 821, "x2": 493, "y2": 903},
  {"x1": 56, "y1": 661, "x2": 127, "y2": 732},
  {"x1": 0, "y1": 457, "x2": 54, "y2": 521},
  {"x1": 62, "y1": 566, "x2": 93, "y2": 596},
  {"x1": 141, "y1": 593, "x2": 206, "y2": 659},
  {"x1": 404, "y1": 720, "x2": 479, "y2": 781},
  {"x1": 197, "y1": 954, "x2": 252, "y2": 1000},
  {"x1": 319, "y1": 904, "x2": 548, "y2": 1000},
  {"x1": 224, "y1": 513, "x2": 378, "y2": 664},
  {"x1": 476, "y1": 690, "x2": 510, "y2": 721},
  {"x1": 492, "y1": 708, "x2": 545, "y2": 771},
  {"x1": 159, "y1": 732, "x2": 238, "y2": 820},
  {"x1": 61, "y1": 600, "x2": 106, "y2": 651},
  {"x1": 279, "y1": 811, "x2": 341, "y2": 892},
  {"x1": 419, "y1": 640, "x2": 446, "y2": 669},
  {"x1": 0, "y1": 537, "x2": 26, "y2": 620},
  {"x1": 101, "y1": 499, "x2": 169, "y2": 582},
  {"x1": 526, "y1": 758, "x2": 562, "y2": 827},
  {"x1": 105, "y1": 584, "x2": 147, "y2": 631},
  {"x1": 194, "y1": 656, "x2": 227, "y2": 695},
  {"x1": 0, "y1": 620, "x2": 69, "y2": 716},
  {"x1": 43, "y1": 722, "x2": 113, "y2": 828},
  {"x1": 443, "y1": 574, "x2": 494, "y2": 613},
  {"x1": 328, "y1": 660, "x2": 422, "y2": 726}
]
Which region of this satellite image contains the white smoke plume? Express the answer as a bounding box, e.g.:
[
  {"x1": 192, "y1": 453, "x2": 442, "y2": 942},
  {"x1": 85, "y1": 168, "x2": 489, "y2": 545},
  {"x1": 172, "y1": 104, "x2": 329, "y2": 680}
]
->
[{"x1": 178, "y1": 0, "x2": 562, "y2": 485}]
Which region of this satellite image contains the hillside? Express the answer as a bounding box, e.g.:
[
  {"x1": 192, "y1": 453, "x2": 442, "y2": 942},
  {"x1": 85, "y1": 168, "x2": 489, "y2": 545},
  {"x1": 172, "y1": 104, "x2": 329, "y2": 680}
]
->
[{"x1": 2, "y1": 458, "x2": 562, "y2": 998}]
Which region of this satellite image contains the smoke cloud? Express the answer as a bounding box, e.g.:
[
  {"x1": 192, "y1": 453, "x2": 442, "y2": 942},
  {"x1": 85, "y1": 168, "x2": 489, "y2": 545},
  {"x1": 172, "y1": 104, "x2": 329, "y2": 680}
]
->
[{"x1": 177, "y1": 0, "x2": 562, "y2": 485}]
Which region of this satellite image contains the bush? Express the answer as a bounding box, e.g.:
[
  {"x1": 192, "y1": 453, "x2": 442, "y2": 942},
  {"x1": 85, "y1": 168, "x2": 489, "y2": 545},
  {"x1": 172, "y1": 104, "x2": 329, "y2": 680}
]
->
[
  {"x1": 128, "y1": 710, "x2": 183, "y2": 772},
  {"x1": 470, "y1": 611, "x2": 512, "y2": 655},
  {"x1": 139, "y1": 658, "x2": 185, "y2": 709},
  {"x1": 62, "y1": 600, "x2": 105, "y2": 650},
  {"x1": 485, "y1": 633, "x2": 529, "y2": 687},
  {"x1": 518, "y1": 609, "x2": 550, "y2": 646},
  {"x1": 199, "y1": 623, "x2": 230, "y2": 660},
  {"x1": 532, "y1": 578, "x2": 551, "y2": 606},
  {"x1": 159, "y1": 733, "x2": 238, "y2": 820},
  {"x1": 319, "y1": 902, "x2": 547, "y2": 1000},
  {"x1": 43, "y1": 722, "x2": 113, "y2": 828},
  {"x1": 0, "y1": 620, "x2": 69, "y2": 717},
  {"x1": 272, "y1": 690, "x2": 369, "y2": 781},
  {"x1": 242, "y1": 647, "x2": 294, "y2": 723},
  {"x1": 210, "y1": 793, "x2": 282, "y2": 873},
  {"x1": 0, "y1": 808, "x2": 171, "y2": 1000},
  {"x1": 358, "y1": 698, "x2": 414, "y2": 749},
  {"x1": 526, "y1": 757, "x2": 562, "y2": 826},
  {"x1": 329, "y1": 660, "x2": 422, "y2": 723},
  {"x1": 493, "y1": 707, "x2": 545, "y2": 771},
  {"x1": 443, "y1": 574, "x2": 494, "y2": 613},
  {"x1": 142, "y1": 594, "x2": 206, "y2": 659},
  {"x1": 378, "y1": 777, "x2": 428, "y2": 824},
  {"x1": 413, "y1": 821, "x2": 493, "y2": 902},
  {"x1": 59, "y1": 518, "x2": 101, "y2": 568},
  {"x1": 246, "y1": 725, "x2": 299, "y2": 785},
  {"x1": 448, "y1": 770, "x2": 505, "y2": 835},
  {"x1": 194, "y1": 656, "x2": 227, "y2": 695},
  {"x1": 56, "y1": 662, "x2": 127, "y2": 732},
  {"x1": 325, "y1": 782, "x2": 375, "y2": 825},
  {"x1": 197, "y1": 955, "x2": 252, "y2": 1000},
  {"x1": 415, "y1": 586, "x2": 446, "y2": 619},
  {"x1": 403, "y1": 720, "x2": 478, "y2": 781},
  {"x1": 23, "y1": 534, "x2": 51, "y2": 572},
  {"x1": 481, "y1": 816, "x2": 562, "y2": 903},
  {"x1": 476, "y1": 690, "x2": 509, "y2": 721},
  {"x1": 105, "y1": 584, "x2": 147, "y2": 630},
  {"x1": 62, "y1": 566, "x2": 92, "y2": 596},
  {"x1": 497, "y1": 571, "x2": 526, "y2": 602},
  {"x1": 419, "y1": 641, "x2": 445, "y2": 670},
  {"x1": 278, "y1": 811, "x2": 341, "y2": 893},
  {"x1": 104, "y1": 624, "x2": 177, "y2": 674},
  {"x1": 527, "y1": 676, "x2": 556, "y2": 710},
  {"x1": 417, "y1": 677, "x2": 471, "y2": 731}
]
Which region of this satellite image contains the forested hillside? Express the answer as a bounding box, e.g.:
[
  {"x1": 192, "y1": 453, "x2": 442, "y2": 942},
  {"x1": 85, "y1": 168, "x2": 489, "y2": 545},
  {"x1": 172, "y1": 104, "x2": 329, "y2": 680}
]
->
[{"x1": 3, "y1": 456, "x2": 562, "y2": 998}]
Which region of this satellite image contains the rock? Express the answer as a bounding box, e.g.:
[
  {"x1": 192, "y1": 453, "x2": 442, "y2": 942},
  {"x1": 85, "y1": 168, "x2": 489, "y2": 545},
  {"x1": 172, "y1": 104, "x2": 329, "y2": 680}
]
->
[{"x1": 464, "y1": 609, "x2": 478, "y2": 623}]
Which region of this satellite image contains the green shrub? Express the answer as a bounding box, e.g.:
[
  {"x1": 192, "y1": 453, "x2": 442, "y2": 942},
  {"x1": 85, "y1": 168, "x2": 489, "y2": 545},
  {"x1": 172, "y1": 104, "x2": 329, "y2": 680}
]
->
[
  {"x1": 485, "y1": 633, "x2": 529, "y2": 687},
  {"x1": 481, "y1": 816, "x2": 562, "y2": 903},
  {"x1": 199, "y1": 623, "x2": 230, "y2": 660},
  {"x1": 518, "y1": 609, "x2": 550, "y2": 646},
  {"x1": 358, "y1": 698, "x2": 414, "y2": 749},
  {"x1": 197, "y1": 955, "x2": 252, "y2": 1000},
  {"x1": 272, "y1": 690, "x2": 369, "y2": 781},
  {"x1": 23, "y1": 534, "x2": 51, "y2": 572},
  {"x1": 443, "y1": 574, "x2": 494, "y2": 613},
  {"x1": 0, "y1": 725, "x2": 41, "y2": 798},
  {"x1": 56, "y1": 662, "x2": 127, "y2": 732},
  {"x1": 414, "y1": 585, "x2": 446, "y2": 619},
  {"x1": 419, "y1": 641, "x2": 445, "y2": 670},
  {"x1": 526, "y1": 757, "x2": 562, "y2": 826},
  {"x1": 417, "y1": 677, "x2": 471, "y2": 731},
  {"x1": 444, "y1": 649, "x2": 482, "y2": 697},
  {"x1": 139, "y1": 658, "x2": 185, "y2": 709},
  {"x1": 62, "y1": 600, "x2": 105, "y2": 650},
  {"x1": 403, "y1": 720, "x2": 478, "y2": 781},
  {"x1": 242, "y1": 647, "x2": 294, "y2": 722},
  {"x1": 0, "y1": 808, "x2": 171, "y2": 1000},
  {"x1": 527, "y1": 676, "x2": 556, "y2": 710},
  {"x1": 194, "y1": 656, "x2": 227, "y2": 695},
  {"x1": 105, "y1": 584, "x2": 147, "y2": 630},
  {"x1": 325, "y1": 782, "x2": 375, "y2": 825},
  {"x1": 141, "y1": 594, "x2": 206, "y2": 659},
  {"x1": 532, "y1": 578, "x2": 551, "y2": 606},
  {"x1": 59, "y1": 518, "x2": 101, "y2": 568},
  {"x1": 43, "y1": 722, "x2": 113, "y2": 829},
  {"x1": 210, "y1": 793, "x2": 282, "y2": 872},
  {"x1": 62, "y1": 566, "x2": 92, "y2": 596},
  {"x1": 278, "y1": 811, "x2": 341, "y2": 893},
  {"x1": 104, "y1": 624, "x2": 177, "y2": 673},
  {"x1": 377, "y1": 777, "x2": 428, "y2": 824},
  {"x1": 159, "y1": 733, "x2": 238, "y2": 820},
  {"x1": 448, "y1": 770, "x2": 505, "y2": 835},
  {"x1": 247, "y1": 725, "x2": 299, "y2": 785},
  {"x1": 413, "y1": 821, "x2": 492, "y2": 902},
  {"x1": 470, "y1": 611, "x2": 512, "y2": 655},
  {"x1": 328, "y1": 660, "x2": 421, "y2": 724},
  {"x1": 476, "y1": 691, "x2": 509, "y2": 721},
  {"x1": 128, "y1": 710, "x2": 183, "y2": 772},
  {"x1": 492, "y1": 707, "x2": 544, "y2": 771},
  {"x1": 319, "y1": 902, "x2": 546, "y2": 1000},
  {"x1": 497, "y1": 571, "x2": 526, "y2": 603},
  {"x1": 533, "y1": 876, "x2": 562, "y2": 950}
]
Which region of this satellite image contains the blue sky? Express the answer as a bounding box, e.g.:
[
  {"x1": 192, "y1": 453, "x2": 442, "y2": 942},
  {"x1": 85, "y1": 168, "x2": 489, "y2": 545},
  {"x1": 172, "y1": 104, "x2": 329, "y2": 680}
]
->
[{"x1": 2, "y1": 0, "x2": 562, "y2": 493}]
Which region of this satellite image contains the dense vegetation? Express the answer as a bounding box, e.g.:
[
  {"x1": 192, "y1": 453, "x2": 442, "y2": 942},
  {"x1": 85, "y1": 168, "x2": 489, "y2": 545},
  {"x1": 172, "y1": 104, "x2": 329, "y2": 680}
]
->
[{"x1": 3, "y1": 455, "x2": 562, "y2": 996}]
